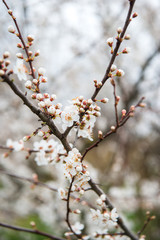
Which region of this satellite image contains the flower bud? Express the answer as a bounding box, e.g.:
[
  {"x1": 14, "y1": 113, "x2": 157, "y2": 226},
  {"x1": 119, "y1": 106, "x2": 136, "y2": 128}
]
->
[
  {"x1": 124, "y1": 34, "x2": 131, "y2": 40},
  {"x1": 8, "y1": 25, "x2": 15, "y2": 33},
  {"x1": 116, "y1": 69, "x2": 125, "y2": 77},
  {"x1": 98, "y1": 130, "x2": 103, "y2": 139},
  {"x1": 132, "y1": 12, "x2": 138, "y2": 18},
  {"x1": 106, "y1": 37, "x2": 113, "y2": 47},
  {"x1": 17, "y1": 43, "x2": 22, "y2": 48},
  {"x1": 33, "y1": 78, "x2": 38, "y2": 85},
  {"x1": 87, "y1": 99, "x2": 93, "y2": 105},
  {"x1": 28, "y1": 51, "x2": 33, "y2": 56},
  {"x1": 16, "y1": 53, "x2": 23, "y2": 59},
  {"x1": 111, "y1": 64, "x2": 117, "y2": 72},
  {"x1": 110, "y1": 78, "x2": 115, "y2": 86},
  {"x1": 36, "y1": 93, "x2": 43, "y2": 101},
  {"x1": 43, "y1": 93, "x2": 50, "y2": 98},
  {"x1": 130, "y1": 105, "x2": 135, "y2": 112},
  {"x1": 101, "y1": 98, "x2": 109, "y2": 103},
  {"x1": 31, "y1": 93, "x2": 37, "y2": 99},
  {"x1": 8, "y1": 9, "x2": 13, "y2": 15},
  {"x1": 38, "y1": 101, "x2": 46, "y2": 108},
  {"x1": 0, "y1": 70, "x2": 5, "y2": 76},
  {"x1": 117, "y1": 27, "x2": 122, "y2": 34},
  {"x1": 38, "y1": 67, "x2": 46, "y2": 76},
  {"x1": 35, "y1": 50, "x2": 40, "y2": 57},
  {"x1": 23, "y1": 136, "x2": 31, "y2": 142},
  {"x1": 139, "y1": 103, "x2": 146, "y2": 108},
  {"x1": 50, "y1": 94, "x2": 56, "y2": 101},
  {"x1": 122, "y1": 47, "x2": 131, "y2": 54},
  {"x1": 30, "y1": 221, "x2": 36, "y2": 227},
  {"x1": 122, "y1": 109, "x2": 126, "y2": 116},
  {"x1": 3, "y1": 51, "x2": 10, "y2": 59},
  {"x1": 25, "y1": 80, "x2": 32, "y2": 89},
  {"x1": 27, "y1": 35, "x2": 35, "y2": 42},
  {"x1": 5, "y1": 60, "x2": 11, "y2": 67},
  {"x1": 38, "y1": 131, "x2": 44, "y2": 137},
  {"x1": 111, "y1": 126, "x2": 116, "y2": 132}
]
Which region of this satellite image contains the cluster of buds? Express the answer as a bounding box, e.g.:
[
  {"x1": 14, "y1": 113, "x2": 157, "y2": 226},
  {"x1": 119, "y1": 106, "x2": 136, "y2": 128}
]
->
[
  {"x1": 94, "y1": 79, "x2": 102, "y2": 89},
  {"x1": 109, "y1": 64, "x2": 125, "y2": 78},
  {"x1": 24, "y1": 67, "x2": 47, "y2": 92},
  {"x1": 32, "y1": 92, "x2": 60, "y2": 117},
  {"x1": 0, "y1": 51, "x2": 12, "y2": 77}
]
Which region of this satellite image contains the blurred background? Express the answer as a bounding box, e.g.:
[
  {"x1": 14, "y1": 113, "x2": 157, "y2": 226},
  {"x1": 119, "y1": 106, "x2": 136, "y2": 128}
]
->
[{"x1": 0, "y1": 0, "x2": 160, "y2": 239}]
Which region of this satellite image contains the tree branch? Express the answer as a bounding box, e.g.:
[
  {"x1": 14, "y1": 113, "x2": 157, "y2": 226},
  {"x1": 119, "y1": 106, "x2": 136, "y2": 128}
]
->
[
  {"x1": 0, "y1": 222, "x2": 65, "y2": 240},
  {"x1": 91, "y1": 0, "x2": 136, "y2": 101}
]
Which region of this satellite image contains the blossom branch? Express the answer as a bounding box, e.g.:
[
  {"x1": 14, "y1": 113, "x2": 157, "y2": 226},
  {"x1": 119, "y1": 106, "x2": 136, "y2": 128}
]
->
[
  {"x1": 81, "y1": 97, "x2": 144, "y2": 162},
  {"x1": 0, "y1": 222, "x2": 65, "y2": 240},
  {"x1": 1, "y1": 73, "x2": 71, "y2": 152},
  {"x1": 2, "y1": 0, "x2": 35, "y2": 79},
  {"x1": 91, "y1": 0, "x2": 136, "y2": 101}
]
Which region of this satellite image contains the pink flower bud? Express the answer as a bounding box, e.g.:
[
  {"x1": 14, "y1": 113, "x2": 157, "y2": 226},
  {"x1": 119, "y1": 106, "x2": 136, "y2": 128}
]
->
[
  {"x1": 132, "y1": 12, "x2": 138, "y2": 18},
  {"x1": 106, "y1": 37, "x2": 113, "y2": 47},
  {"x1": 122, "y1": 109, "x2": 126, "y2": 116}
]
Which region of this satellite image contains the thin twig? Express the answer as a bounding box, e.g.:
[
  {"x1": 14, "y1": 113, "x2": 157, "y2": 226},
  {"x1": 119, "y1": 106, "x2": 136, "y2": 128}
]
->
[
  {"x1": 113, "y1": 83, "x2": 119, "y2": 126},
  {"x1": 66, "y1": 177, "x2": 81, "y2": 238},
  {"x1": 91, "y1": 0, "x2": 136, "y2": 101},
  {"x1": 0, "y1": 222, "x2": 65, "y2": 240},
  {"x1": 137, "y1": 215, "x2": 155, "y2": 237},
  {"x1": 81, "y1": 97, "x2": 144, "y2": 162},
  {"x1": 0, "y1": 169, "x2": 57, "y2": 192},
  {"x1": 2, "y1": 0, "x2": 35, "y2": 79}
]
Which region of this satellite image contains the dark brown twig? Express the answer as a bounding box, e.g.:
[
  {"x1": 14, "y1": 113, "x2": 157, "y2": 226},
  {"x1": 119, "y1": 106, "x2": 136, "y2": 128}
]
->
[
  {"x1": 0, "y1": 222, "x2": 65, "y2": 240},
  {"x1": 137, "y1": 214, "x2": 155, "y2": 237},
  {"x1": 66, "y1": 177, "x2": 82, "y2": 238},
  {"x1": 81, "y1": 97, "x2": 144, "y2": 162},
  {"x1": 91, "y1": 0, "x2": 136, "y2": 101},
  {"x1": 2, "y1": 0, "x2": 35, "y2": 79}
]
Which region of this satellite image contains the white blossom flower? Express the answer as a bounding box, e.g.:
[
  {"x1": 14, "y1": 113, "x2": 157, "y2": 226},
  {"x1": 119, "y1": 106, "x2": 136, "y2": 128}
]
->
[
  {"x1": 34, "y1": 150, "x2": 50, "y2": 166},
  {"x1": 14, "y1": 59, "x2": 27, "y2": 81},
  {"x1": 110, "y1": 208, "x2": 118, "y2": 222},
  {"x1": 61, "y1": 105, "x2": 79, "y2": 129},
  {"x1": 58, "y1": 187, "x2": 67, "y2": 200},
  {"x1": 38, "y1": 101, "x2": 46, "y2": 108},
  {"x1": 48, "y1": 106, "x2": 56, "y2": 115},
  {"x1": 6, "y1": 139, "x2": 24, "y2": 152},
  {"x1": 71, "y1": 222, "x2": 84, "y2": 235},
  {"x1": 90, "y1": 209, "x2": 103, "y2": 224}
]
